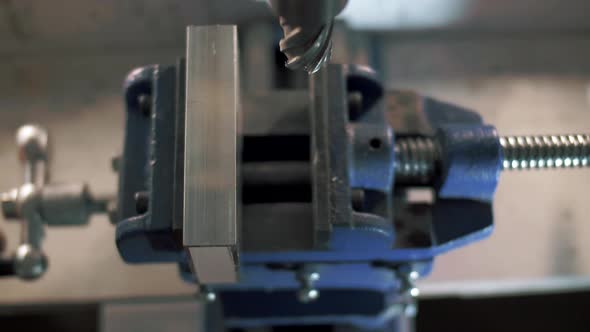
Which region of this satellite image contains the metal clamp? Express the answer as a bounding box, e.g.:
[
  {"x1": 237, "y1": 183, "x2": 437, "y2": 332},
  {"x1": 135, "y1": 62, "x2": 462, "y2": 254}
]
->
[{"x1": 0, "y1": 125, "x2": 109, "y2": 280}]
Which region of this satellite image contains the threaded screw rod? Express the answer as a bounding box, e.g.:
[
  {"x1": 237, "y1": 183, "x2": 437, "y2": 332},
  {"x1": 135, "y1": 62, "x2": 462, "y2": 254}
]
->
[
  {"x1": 499, "y1": 134, "x2": 590, "y2": 170},
  {"x1": 394, "y1": 137, "x2": 440, "y2": 183},
  {"x1": 394, "y1": 134, "x2": 590, "y2": 182}
]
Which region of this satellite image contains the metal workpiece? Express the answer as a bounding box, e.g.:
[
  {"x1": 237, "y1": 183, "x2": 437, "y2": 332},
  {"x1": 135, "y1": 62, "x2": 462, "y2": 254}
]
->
[
  {"x1": 184, "y1": 25, "x2": 239, "y2": 283},
  {"x1": 1, "y1": 125, "x2": 109, "y2": 279},
  {"x1": 268, "y1": 0, "x2": 348, "y2": 73},
  {"x1": 309, "y1": 64, "x2": 352, "y2": 245}
]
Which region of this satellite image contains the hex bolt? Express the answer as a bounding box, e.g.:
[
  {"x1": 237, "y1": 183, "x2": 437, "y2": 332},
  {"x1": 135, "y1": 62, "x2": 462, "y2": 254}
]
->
[
  {"x1": 298, "y1": 288, "x2": 319, "y2": 303},
  {"x1": 394, "y1": 134, "x2": 590, "y2": 183},
  {"x1": 199, "y1": 285, "x2": 217, "y2": 302},
  {"x1": 296, "y1": 269, "x2": 321, "y2": 303}
]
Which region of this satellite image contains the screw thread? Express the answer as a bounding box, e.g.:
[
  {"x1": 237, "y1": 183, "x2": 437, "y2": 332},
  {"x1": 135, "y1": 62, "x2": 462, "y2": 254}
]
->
[
  {"x1": 500, "y1": 134, "x2": 590, "y2": 170},
  {"x1": 394, "y1": 137, "x2": 439, "y2": 183},
  {"x1": 394, "y1": 134, "x2": 590, "y2": 181}
]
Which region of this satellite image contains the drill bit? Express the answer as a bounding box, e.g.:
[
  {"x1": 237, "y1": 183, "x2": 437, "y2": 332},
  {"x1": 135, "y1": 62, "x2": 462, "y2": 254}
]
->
[{"x1": 268, "y1": 0, "x2": 348, "y2": 74}]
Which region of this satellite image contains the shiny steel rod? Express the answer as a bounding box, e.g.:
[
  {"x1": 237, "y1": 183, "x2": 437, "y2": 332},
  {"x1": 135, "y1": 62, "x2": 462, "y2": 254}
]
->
[{"x1": 395, "y1": 134, "x2": 590, "y2": 182}]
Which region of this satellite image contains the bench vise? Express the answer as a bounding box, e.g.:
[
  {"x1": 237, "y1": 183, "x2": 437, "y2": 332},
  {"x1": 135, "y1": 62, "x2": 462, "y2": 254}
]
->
[
  {"x1": 1, "y1": 25, "x2": 588, "y2": 331},
  {"x1": 113, "y1": 26, "x2": 590, "y2": 330}
]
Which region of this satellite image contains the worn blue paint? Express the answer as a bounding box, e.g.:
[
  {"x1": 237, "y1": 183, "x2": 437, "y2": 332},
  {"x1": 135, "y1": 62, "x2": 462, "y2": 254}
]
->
[
  {"x1": 116, "y1": 64, "x2": 502, "y2": 329},
  {"x1": 436, "y1": 125, "x2": 502, "y2": 202},
  {"x1": 116, "y1": 65, "x2": 185, "y2": 264}
]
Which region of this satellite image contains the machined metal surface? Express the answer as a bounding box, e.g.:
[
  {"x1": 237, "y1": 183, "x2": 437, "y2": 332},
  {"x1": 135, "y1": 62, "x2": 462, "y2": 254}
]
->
[
  {"x1": 183, "y1": 25, "x2": 239, "y2": 283},
  {"x1": 309, "y1": 65, "x2": 352, "y2": 245}
]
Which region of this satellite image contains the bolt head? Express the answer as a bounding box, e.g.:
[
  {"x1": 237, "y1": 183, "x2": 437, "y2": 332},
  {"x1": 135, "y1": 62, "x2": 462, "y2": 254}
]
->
[
  {"x1": 16, "y1": 125, "x2": 48, "y2": 163},
  {"x1": 404, "y1": 303, "x2": 418, "y2": 317},
  {"x1": 14, "y1": 244, "x2": 48, "y2": 280},
  {"x1": 308, "y1": 272, "x2": 320, "y2": 282},
  {"x1": 199, "y1": 286, "x2": 216, "y2": 302},
  {"x1": 297, "y1": 288, "x2": 319, "y2": 303},
  {"x1": 205, "y1": 292, "x2": 217, "y2": 302}
]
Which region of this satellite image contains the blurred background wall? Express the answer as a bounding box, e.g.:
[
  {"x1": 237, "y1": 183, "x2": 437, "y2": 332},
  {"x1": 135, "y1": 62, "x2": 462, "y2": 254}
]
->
[{"x1": 1, "y1": 0, "x2": 590, "y2": 304}]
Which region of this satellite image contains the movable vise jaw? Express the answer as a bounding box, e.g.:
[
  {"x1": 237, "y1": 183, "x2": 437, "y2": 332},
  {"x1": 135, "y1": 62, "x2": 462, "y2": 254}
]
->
[{"x1": 0, "y1": 125, "x2": 110, "y2": 279}]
